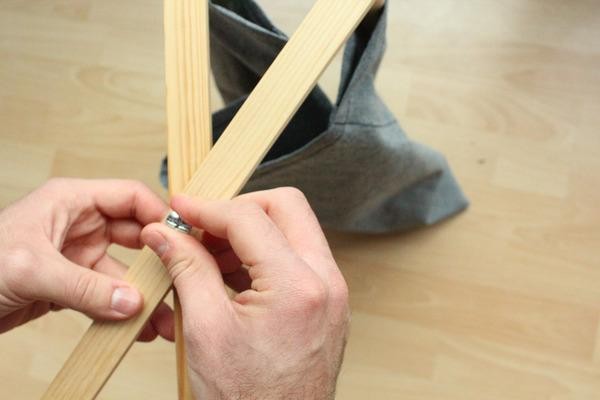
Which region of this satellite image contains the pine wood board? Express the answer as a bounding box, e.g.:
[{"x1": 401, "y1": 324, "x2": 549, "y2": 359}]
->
[{"x1": 164, "y1": 0, "x2": 212, "y2": 399}]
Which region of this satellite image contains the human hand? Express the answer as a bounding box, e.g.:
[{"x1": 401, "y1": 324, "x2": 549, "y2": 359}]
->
[
  {"x1": 141, "y1": 188, "x2": 350, "y2": 400},
  {"x1": 0, "y1": 178, "x2": 174, "y2": 341}
]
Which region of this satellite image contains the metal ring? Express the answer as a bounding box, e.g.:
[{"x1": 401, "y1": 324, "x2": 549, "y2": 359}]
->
[{"x1": 165, "y1": 211, "x2": 192, "y2": 234}]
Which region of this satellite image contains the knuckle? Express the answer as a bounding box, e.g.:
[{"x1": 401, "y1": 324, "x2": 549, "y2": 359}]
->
[
  {"x1": 167, "y1": 254, "x2": 198, "y2": 283},
  {"x1": 42, "y1": 177, "x2": 69, "y2": 192},
  {"x1": 67, "y1": 273, "x2": 98, "y2": 309},
  {"x1": 231, "y1": 201, "x2": 263, "y2": 220},
  {"x1": 38, "y1": 179, "x2": 76, "y2": 209},
  {"x1": 128, "y1": 179, "x2": 148, "y2": 193},
  {"x1": 330, "y1": 279, "x2": 350, "y2": 311},
  {"x1": 124, "y1": 180, "x2": 149, "y2": 201},
  {"x1": 234, "y1": 200, "x2": 262, "y2": 214},
  {"x1": 295, "y1": 279, "x2": 328, "y2": 312},
  {"x1": 276, "y1": 187, "x2": 308, "y2": 204},
  {"x1": 274, "y1": 187, "x2": 318, "y2": 223},
  {"x1": 2, "y1": 248, "x2": 39, "y2": 293}
]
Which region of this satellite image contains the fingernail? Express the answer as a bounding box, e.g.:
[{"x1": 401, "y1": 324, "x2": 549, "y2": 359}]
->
[
  {"x1": 145, "y1": 231, "x2": 169, "y2": 256},
  {"x1": 111, "y1": 287, "x2": 142, "y2": 316}
]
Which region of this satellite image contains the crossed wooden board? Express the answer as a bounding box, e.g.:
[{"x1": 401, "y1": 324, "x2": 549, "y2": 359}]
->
[{"x1": 42, "y1": 0, "x2": 385, "y2": 398}]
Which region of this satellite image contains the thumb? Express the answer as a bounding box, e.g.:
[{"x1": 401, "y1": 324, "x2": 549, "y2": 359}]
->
[
  {"x1": 31, "y1": 252, "x2": 143, "y2": 320},
  {"x1": 141, "y1": 223, "x2": 232, "y2": 325}
]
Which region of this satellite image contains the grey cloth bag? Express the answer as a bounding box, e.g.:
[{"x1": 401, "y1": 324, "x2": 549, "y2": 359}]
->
[{"x1": 162, "y1": 0, "x2": 468, "y2": 234}]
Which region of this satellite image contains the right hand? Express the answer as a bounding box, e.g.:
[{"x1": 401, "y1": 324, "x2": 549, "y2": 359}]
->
[{"x1": 141, "y1": 188, "x2": 350, "y2": 400}]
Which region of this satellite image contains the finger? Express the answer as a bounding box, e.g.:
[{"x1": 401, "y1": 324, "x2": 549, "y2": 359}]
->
[
  {"x1": 172, "y1": 195, "x2": 324, "y2": 289},
  {"x1": 62, "y1": 179, "x2": 168, "y2": 224},
  {"x1": 141, "y1": 223, "x2": 233, "y2": 327},
  {"x1": 106, "y1": 219, "x2": 144, "y2": 249},
  {"x1": 170, "y1": 196, "x2": 299, "y2": 273},
  {"x1": 137, "y1": 324, "x2": 159, "y2": 342},
  {"x1": 150, "y1": 302, "x2": 175, "y2": 341},
  {"x1": 236, "y1": 188, "x2": 332, "y2": 259},
  {"x1": 136, "y1": 302, "x2": 175, "y2": 342},
  {"x1": 93, "y1": 253, "x2": 129, "y2": 279},
  {"x1": 22, "y1": 250, "x2": 143, "y2": 320},
  {"x1": 94, "y1": 254, "x2": 174, "y2": 341},
  {"x1": 232, "y1": 189, "x2": 341, "y2": 285}
]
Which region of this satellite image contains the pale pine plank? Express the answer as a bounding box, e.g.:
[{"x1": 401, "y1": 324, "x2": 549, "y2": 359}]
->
[{"x1": 164, "y1": 0, "x2": 212, "y2": 398}]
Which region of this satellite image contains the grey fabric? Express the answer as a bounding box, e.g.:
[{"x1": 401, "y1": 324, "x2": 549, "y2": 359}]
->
[{"x1": 161, "y1": 0, "x2": 468, "y2": 233}]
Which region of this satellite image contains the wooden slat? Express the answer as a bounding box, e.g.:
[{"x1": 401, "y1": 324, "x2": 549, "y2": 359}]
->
[
  {"x1": 164, "y1": 0, "x2": 212, "y2": 399},
  {"x1": 42, "y1": 0, "x2": 380, "y2": 398},
  {"x1": 165, "y1": 0, "x2": 212, "y2": 190}
]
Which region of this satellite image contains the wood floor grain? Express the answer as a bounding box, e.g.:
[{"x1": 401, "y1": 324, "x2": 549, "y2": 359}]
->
[{"x1": 1, "y1": 1, "x2": 599, "y2": 398}]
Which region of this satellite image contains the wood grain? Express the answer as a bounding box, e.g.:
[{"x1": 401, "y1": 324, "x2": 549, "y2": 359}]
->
[
  {"x1": 164, "y1": 0, "x2": 212, "y2": 191},
  {"x1": 164, "y1": 0, "x2": 212, "y2": 399},
  {"x1": 41, "y1": 0, "x2": 379, "y2": 398},
  {"x1": 1, "y1": 0, "x2": 600, "y2": 399}
]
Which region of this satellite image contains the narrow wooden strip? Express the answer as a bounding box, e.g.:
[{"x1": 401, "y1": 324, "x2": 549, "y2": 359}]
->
[
  {"x1": 164, "y1": 0, "x2": 212, "y2": 399},
  {"x1": 172, "y1": 295, "x2": 192, "y2": 399},
  {"x1": 43, "y1": 0, "x2": 379, "y2": 398},
  {"x1": 165, "y1": 0, "x2": 212, "y2": 190}
]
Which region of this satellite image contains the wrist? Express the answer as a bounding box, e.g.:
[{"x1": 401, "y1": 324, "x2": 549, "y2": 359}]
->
[{"x1": 192, "y1": 371, "x2": 336, "y2": 400}]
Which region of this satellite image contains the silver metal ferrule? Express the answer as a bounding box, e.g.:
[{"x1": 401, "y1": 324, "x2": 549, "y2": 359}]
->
[{"x1": 165, "y1": 211, "x2": 192, "y2": 234}]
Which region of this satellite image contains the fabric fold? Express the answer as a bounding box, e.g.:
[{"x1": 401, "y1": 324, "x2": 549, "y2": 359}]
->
[{"x1": 162, "y1": 0, "x2": 468, "y2": 233}]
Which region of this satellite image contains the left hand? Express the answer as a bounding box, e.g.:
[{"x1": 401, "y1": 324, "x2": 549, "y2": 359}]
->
[{"x1": 0, "y1": 178, "x2": 174, "y2": 341}]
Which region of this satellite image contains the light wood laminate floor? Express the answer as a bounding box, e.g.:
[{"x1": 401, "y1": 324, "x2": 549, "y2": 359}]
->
[{"x1": 1, "y1": 1, "x2": 599, "y2": 398}]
